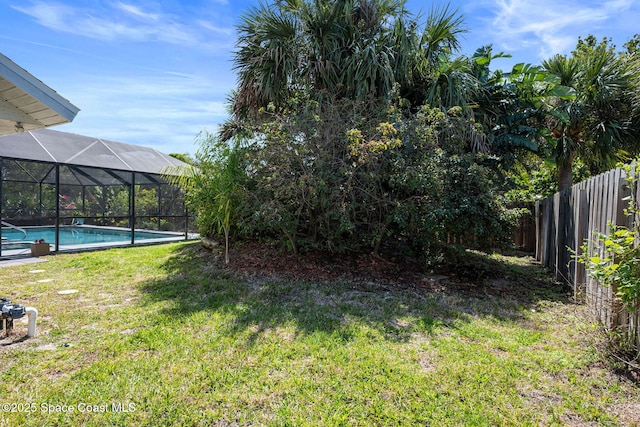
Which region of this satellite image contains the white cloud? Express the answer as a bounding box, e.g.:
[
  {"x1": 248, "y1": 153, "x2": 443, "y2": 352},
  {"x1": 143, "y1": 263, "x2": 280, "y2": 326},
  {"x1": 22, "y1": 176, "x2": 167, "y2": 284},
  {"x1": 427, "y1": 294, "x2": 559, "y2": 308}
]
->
[
  {"x1": 11, "y1": 1, "x2": 234, "y2": 47},
  {"x1": 197, "y1": 20, "x2": 234, "y2": 36},
  {"x1": 10, "y1": 2, "x2": 75, "y2": 33},
  {"x1": 52, "y1": 70, "x2": 230, "y2": 154},
  {"x1": 115, "y1": 2, "x2": 160, "y2": 22},
  {"x1": 487, "y1": 0, "x2": 635, "y2": 60}
]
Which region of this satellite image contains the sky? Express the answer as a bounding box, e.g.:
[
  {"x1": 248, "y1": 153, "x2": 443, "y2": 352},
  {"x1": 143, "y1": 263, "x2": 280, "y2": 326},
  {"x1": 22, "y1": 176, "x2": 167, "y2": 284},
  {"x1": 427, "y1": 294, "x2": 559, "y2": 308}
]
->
[{"x1": 0, "y1": 0, "x2": 638, "y2": 156}]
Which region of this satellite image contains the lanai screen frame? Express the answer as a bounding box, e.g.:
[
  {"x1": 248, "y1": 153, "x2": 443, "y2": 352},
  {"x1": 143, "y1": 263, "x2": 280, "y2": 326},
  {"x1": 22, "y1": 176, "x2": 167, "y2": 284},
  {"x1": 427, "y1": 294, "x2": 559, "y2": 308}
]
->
[{"x1": 0, "y1": 155, "x2": 193, "y2": 255}]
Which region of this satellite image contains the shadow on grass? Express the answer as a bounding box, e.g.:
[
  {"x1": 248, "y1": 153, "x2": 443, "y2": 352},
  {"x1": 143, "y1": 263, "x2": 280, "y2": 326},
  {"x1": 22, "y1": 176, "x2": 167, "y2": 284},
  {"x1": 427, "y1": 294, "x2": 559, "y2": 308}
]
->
[{"x1": 140, "y1": 242, "x2": 571, "y2": 344}]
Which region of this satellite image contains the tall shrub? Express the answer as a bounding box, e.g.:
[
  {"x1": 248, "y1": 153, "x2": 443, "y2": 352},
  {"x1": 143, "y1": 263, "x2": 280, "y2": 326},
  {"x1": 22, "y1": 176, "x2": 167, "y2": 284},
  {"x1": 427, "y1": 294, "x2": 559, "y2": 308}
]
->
[
  {"x1": 166, "y1": 132, "x2": 245, "y2": 263},
  {"x1": 236, "y1": 98, "x2": 517, "y2": 258}
]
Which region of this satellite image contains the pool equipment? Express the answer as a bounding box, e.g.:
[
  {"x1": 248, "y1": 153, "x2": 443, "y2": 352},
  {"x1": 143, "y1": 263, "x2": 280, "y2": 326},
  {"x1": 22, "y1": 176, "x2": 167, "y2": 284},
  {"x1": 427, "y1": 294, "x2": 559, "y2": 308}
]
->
[{"x1": 1, "y1": 298, "x2": 37, "y2": 337}]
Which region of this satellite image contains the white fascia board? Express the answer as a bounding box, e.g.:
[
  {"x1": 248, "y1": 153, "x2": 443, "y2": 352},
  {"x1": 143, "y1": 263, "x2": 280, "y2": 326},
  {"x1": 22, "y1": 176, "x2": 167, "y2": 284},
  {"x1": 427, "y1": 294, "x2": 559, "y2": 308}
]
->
[{"x1": 0, "y1": 53, "x2": 80, "y2": 122}]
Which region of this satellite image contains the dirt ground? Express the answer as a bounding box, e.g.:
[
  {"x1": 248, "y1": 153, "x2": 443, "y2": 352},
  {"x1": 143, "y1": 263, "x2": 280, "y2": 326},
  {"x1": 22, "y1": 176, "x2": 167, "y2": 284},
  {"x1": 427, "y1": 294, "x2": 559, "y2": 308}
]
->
[{"x1": 215, "y1": 240, "x2": 564, "y2": 299}]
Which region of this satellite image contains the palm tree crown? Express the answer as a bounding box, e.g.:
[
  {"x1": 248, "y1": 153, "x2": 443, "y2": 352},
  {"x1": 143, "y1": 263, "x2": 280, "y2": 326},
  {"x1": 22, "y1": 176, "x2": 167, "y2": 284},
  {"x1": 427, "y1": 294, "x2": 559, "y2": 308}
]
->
[
  {"x1": 230, "y1": 0, "x2": 466, "y2": 122},
  {"x1": 542, "y1": 39, "x2": 638, "y2": 190}
]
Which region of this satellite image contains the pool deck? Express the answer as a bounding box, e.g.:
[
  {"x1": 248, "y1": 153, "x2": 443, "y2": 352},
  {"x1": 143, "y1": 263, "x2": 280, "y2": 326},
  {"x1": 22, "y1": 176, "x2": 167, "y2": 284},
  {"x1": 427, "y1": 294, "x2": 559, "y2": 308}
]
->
[
  {"x1": 1, "y1": 232, "x2": 199, "y2": 267},
  {"x1": 0, "y1": 256, "x2": 48, "y2": 268},
  {"x1": 1, "y1": 228, "x2": 198, "y2": 257}
]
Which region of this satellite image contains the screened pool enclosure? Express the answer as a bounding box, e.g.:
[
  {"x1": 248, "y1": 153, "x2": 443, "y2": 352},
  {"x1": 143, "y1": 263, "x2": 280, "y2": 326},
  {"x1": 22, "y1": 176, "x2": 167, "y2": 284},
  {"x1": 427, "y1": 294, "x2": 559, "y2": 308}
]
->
[{"x1": 0, "y1": 129, "x2": 195, "y2": 257}]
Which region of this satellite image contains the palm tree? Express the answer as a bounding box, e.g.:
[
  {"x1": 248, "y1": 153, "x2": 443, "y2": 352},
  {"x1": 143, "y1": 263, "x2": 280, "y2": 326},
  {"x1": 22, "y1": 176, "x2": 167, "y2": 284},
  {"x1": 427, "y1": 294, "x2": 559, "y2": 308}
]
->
[
  {"x1": 233, "y1": 0, "x2": 391, "y2": 119},
  {"x1": 542, "y1": 39, "x2": 638, "y2": 191},
  {"x1": 396, "y1": 4, "x2": 467, "y2": 108},
  {"x1": 229, "y1": 0, "x2": 467, "y2": 124}
]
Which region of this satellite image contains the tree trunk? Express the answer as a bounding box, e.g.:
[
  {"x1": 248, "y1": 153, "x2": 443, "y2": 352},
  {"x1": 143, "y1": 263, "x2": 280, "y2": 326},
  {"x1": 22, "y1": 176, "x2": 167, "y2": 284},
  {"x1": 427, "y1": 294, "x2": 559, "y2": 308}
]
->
[
  {"x1": 557, "y1": 154, "x2": 574, "y2": 192},
  {"x1": 224, "y1": 226, "x2": 230, "y2": 264},
  {"x1": 558, "y1": 163, "x2": 573, "y2": 192},
  {"x1": 281, "y1": 227, "x2": 298, "y2": 256}
]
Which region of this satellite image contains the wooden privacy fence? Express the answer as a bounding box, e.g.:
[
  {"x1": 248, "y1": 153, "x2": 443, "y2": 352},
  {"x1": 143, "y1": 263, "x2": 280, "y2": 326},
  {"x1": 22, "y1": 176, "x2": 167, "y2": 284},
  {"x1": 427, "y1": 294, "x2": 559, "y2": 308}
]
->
[
  {"x1": 512, "y1": 202, "x2": 536, "y2": 253},
  {"x1": 445, "y1": 202, "x2": 537, "y2": 252},
  {"x1": 535, "y1": 165, "x2": 640, "y2": 347}
]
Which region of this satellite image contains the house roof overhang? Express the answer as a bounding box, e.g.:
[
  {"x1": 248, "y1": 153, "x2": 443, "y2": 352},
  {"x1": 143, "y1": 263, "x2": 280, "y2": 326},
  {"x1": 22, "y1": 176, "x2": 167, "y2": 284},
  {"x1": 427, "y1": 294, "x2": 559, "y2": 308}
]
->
[{"x1": 0, "y1": 53, "x2": 80, "y2": 136}]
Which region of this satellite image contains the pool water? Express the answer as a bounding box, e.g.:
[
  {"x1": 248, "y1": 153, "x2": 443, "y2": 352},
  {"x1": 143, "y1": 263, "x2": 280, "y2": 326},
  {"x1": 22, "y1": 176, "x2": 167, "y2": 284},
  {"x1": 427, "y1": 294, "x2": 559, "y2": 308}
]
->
[{"x1": 2, "y1": 226, "x2": 178, "y2": 246}]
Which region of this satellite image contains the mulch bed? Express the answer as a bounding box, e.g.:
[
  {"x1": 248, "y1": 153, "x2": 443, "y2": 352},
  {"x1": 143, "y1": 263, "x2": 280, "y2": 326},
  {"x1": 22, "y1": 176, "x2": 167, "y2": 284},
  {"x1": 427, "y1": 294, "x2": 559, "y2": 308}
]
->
[{"x1": 216, "y1": 241, "x2": 489, "y2": 294}]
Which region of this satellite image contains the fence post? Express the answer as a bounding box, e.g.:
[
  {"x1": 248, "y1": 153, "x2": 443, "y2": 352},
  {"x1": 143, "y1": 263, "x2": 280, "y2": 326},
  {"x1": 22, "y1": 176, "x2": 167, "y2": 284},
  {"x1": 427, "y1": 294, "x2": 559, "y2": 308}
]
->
[
  {"x1": 573, "y1": 188, "x2": 587, "y2": 296},
  {"x1": 535, "y1": 200, "x2": 543, "y2": 263},
  {"x1": 552, "y1": 194, "x2": 557, "y2": 273},
  {"x1": 613, "y1": 174, "x2": 634, "y2": 339}
]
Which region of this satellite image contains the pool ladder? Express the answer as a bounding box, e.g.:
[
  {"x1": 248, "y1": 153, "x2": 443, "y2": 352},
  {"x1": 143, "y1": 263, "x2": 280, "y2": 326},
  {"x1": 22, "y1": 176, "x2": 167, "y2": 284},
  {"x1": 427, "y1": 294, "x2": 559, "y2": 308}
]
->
[{"x1": 1, "y1": 220, "x2": 28, "y2": 242}]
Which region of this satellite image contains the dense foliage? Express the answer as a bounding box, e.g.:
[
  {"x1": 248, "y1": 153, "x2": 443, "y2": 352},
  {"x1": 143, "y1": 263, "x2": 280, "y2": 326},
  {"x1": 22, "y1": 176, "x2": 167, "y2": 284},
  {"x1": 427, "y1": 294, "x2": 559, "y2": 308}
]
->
[
  {"x1": 178, "y1": 1, "x2": 640, "y2": 263},
  {"x1": 189, "y1": 96, "x2": 518, "y2": 259},
  {"x1": 197, "y1": 0, "x2": 523, "y2": 259}
]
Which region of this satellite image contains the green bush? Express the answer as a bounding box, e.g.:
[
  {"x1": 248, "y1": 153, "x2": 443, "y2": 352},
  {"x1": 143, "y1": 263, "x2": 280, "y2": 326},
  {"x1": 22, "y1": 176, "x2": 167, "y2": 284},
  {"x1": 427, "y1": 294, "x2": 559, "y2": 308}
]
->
[
  {"x1": 234, "y1": 98, "x2": 518, "y2": 258},
  {"x1": 578, "y1": 226, "x2": 640, "y2": 310}
]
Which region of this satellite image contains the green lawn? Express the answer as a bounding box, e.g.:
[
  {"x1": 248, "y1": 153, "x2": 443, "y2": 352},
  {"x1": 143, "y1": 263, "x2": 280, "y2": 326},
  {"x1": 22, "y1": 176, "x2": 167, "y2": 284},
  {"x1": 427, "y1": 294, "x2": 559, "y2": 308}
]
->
[{"x1": 1, "y1": 242, "x2": 638, "y2": 426}]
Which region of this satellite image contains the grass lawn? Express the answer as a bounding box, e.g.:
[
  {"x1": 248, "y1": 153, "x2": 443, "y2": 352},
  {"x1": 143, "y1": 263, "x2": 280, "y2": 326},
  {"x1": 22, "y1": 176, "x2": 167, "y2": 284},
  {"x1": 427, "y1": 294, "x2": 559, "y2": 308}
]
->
[{"x1": 1, "y1": 241, "x2": 639, "y2": 426}]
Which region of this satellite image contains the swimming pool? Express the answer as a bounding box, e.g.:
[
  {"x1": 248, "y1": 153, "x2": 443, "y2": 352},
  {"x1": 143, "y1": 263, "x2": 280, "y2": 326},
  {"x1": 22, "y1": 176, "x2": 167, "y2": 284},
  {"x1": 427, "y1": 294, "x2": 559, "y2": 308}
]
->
[{"x1": 1, "y1": 226, "x2": 184, "y2": 248}]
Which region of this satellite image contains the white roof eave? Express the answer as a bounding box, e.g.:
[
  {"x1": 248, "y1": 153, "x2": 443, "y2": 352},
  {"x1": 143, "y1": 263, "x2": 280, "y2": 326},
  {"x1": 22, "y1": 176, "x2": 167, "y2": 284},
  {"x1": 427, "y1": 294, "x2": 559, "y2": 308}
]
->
[{"x1": 0, "y1": 53, "x2": 80, "y2": 136}]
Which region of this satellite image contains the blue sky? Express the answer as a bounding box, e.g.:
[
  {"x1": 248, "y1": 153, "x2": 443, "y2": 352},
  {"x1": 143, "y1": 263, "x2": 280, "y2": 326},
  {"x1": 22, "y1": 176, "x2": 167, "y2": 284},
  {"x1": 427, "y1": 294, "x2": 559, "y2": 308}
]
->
[{"x1": 0, "y1": 0, "x2": 637, "y2": 155}]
